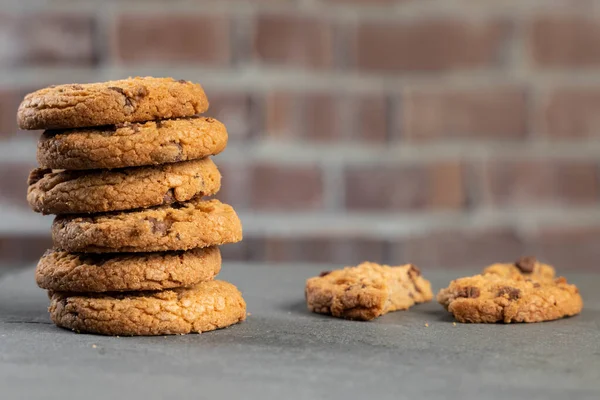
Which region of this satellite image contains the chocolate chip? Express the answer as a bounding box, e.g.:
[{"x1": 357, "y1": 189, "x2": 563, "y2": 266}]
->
[
  {"x1": 171, "y1": 202, "x2": 185, "y2": 209},
  {"x1": 134, "y1": 86, "x2": 148, "y2": 98},
  {"x1": 515, "y1": 256, "x2": 536, "y2": 273},
  {"x1": 497, "y1": 286, "x2": 521, "y2": 300},
  {"x1": 71, "y1": 84, "x2": 83, "y2": 90},
  {"x1": 156, "y1": 120, "x2": 163, "y2": 128},
  {"x1": 163, "y1": 189, "x2": 175, "y2": 204},
  {"x1": 408, "y1": 264, "x2": 421, "y2": 277},
  {"x1": 173, "y1": 142, "x2": 184, "y2": 161},
  {"x1": 108, "y1": 87, "x2": 135, "y2": 109},
  {"x1": 319, "y1": 271, "x2": 331, "y2": 277},
  {"x1": 147, "y1": 217, "x2": 170, "y2": 235},
  {"x1": 178, "y1": 79, "x2": 188, "y2": 83},
  {"x1": 108, "y1": 86, "x2": 126, "y2": 95},
  {"x1": 457, "y1": 286, "x2": 480, "y2": 299},
  {"x1": 533, "y1": 282, "x2": 541, "y2": 288}
]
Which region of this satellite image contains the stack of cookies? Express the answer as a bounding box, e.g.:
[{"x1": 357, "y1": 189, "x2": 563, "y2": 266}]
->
[{"x1": 18, "y1": 77, "x2": 246, "y2": 336}]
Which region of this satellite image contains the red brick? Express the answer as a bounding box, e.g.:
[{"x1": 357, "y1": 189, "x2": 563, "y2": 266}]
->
[
  {"x1": 0, "y1": 13, "x2": 96, "y2": 66},
  {"x1": 254, "y1": 15, "x2": 333, "y2": 69},
  {"x1": 353, "y1": 95, "x2": 388, "y2": 143},
  {"x1": 530, "y1": 16, "x2": 600, "y2": 68},
  {"x1": 250, "y1": 164, "x2": 324, "y2": 210},
  {"x1": 403, "y1": 228, "x2": 525, "y2": 270},
  {"x1": 115, "y1": 14, "x2": 230, "y2": 64},
  {"x1": 538, "y1": 88, "x2": 600, "y2": 138},
  {"x1": 265, "y1": 92, "x2": 296, "y2": 138},
  {"x1": 264, "y1": 91, "x2": 386, "y2": 142},
  {"x1": 0, "y1": 163, "x2": 37, "y2": 209},
  {"x1": 216, "y1": 162, "x2": 251, "y2": 209},
  {"x1": 528, "y1": 226, "x2": 600, "y2": 271},
  {"x1": 0, "y1": 235, "x2": 52, "y2": 267},
  {"x1": 402, "y1": 87, "x2": 528, "y2": 141},
  {"x1": 344, "y1": 162, "x2": 465, "y2": 211},
  {"x1": 355, "y1": 19, "x2": 510, "y2": 72},
  {"x1": 303, "y1": 93, "x2": 341, "y2": 141},
  {"x1": 264, "y1": 92, "x2": 342, "y2": 141},
  {"x1": 205, "y1": 91, "x2": 256, "y2": 140},
  {"x1": 478, "y1": 159, "x2": 600, "y2": 206},
  {"x1": 265, "y1": 237, "x2": 388, "y2": 265}
]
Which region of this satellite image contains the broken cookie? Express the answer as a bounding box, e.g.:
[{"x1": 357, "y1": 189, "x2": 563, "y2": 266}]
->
[{"x1": 305, "y1": 262, "x2": 433, "y2": 321}]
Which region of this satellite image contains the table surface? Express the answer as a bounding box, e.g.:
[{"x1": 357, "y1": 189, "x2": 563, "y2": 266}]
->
[{"x1": 1, "y1": 264, "x2": 599, "y2": 400}]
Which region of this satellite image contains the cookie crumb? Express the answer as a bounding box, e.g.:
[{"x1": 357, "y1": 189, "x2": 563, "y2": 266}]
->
[
  {"x1": 247, "y1": 312, "x2": 252, "y2": 316},
  {"x1": 453, "y1": 322, "x2": 457, "y2": 326},
  {"x1": 424, "y1": 322, "x2": 429, "y2": 327},
  {"x1": 92, "y1": 344, "x2": 97, "y2": 348}
]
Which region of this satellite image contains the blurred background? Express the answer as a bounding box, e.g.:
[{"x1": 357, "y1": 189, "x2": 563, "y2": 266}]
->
[{"x1": 1, "y1": 0, "x2": 599, "y2": 271}]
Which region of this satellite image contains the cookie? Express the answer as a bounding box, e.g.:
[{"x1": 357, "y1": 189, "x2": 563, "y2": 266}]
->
[
  {"x1": 18, "y1": 77, "x2": 208, "y2": 130},
  {"x1": 483, "y1": 256, "x2": 555, "y2": 283},
  {"x1": 52, "y1": 198, "x2": 242, "y2": 253},
  {"x1": 305, "y1": 262, "x2": 433, "y2": 321},
  {"x1": 437, "y1": 274, "x2": 583, "y2": 323},
  {"x1": 48, "y1": 280, "x2": 246, "y2": 336},
  {"x1": 37, "y1": 116, "x2": 227, "y2": 170},
  {"x1": 28, "y1": 158, "x2": 220, "y2": 215},
  {"x1": 36, "y1": 246, "x2": 221, "y2": 293}
]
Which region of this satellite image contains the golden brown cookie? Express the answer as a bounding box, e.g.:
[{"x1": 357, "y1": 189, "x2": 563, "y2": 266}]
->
[
  {"x1": 52, "y1": 199, "x2": 242, "y2": 253},
  {"x1": 18, "y1": 77, "x2": 208, "y2": 130},
  {"x1": 48, "y1": 280, "x2": 247, "y2": 336},
  {"x1": 305, "y1": 262, "x2": 433, "y2": 321},
  {"x1": 28, "y1": 158, "x2": 220, "y2": 215},
  {"x1": 36, "y1": 246, "x2": 221, "y2": 293},
  {"x1": 437, "y1": 274, "x2": 583, "y2": 323},
  {"x1": 37, "y1": 117, "x2": 227, "y2": 170},
  {"x1": 483, "y1": 256, "x2": 555, "y2": 283}
]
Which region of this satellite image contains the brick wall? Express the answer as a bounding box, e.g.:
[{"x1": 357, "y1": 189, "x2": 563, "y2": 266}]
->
[{"x1": 2, "y1": 0, "x2": 600, "y2": 270}]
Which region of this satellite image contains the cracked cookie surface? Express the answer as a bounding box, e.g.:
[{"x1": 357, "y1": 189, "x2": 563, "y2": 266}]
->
[
  {"x1": 52, "y1": 198, "x2": 242, "y2": 253},
  {"x1": 36, "y1": 246, "x2": 221, "y2": 293},
  {"x1": 305, "y1": 262, "x2": 433, "y2": 321},
  {"x1": 18, "y1": 77, "x2": 208, "y2": 130},
  {"x1": 48, "y1": 280, "x2": 246, "y2": 336},
  {"x1": 437, "y1": 258, "x2": 583, "y2": 323},
  {"x1": 37, "y1": 116, "x2": 227, "y2": 170},
  {"x1": 28, "y1": 158, "x2": 221, "y2": 215}
]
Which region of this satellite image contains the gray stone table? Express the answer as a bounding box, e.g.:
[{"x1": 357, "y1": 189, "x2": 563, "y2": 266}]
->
[{"x1": 1, "y1": 264, "x2": 599, "y2": 400}]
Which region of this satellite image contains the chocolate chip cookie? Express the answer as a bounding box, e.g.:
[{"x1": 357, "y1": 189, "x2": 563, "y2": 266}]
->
[
  {"x1": 52, "y1": 199, "x2": 242, "y2": 253},
  {"x1": 38, "y1": 117, "x2": 227, "y2": 170},
  {"x1": 28, "y1": 158, "x2": 220, "y2": 215},
  {"x1": 18, "y1": 77, "x2": 208, "y2": 130},
  {"x1": 306, "y1": 262, "x2": 433, "y2": 321},
  {"x1": 49, "y1": 280, "x2": 247, "y2": 336},
  {"x1": 437, "y1": 257, "x2": 583, "y2": 323},
  {"x1": 36, "y1": 246, "x2": 221, "y2": 292}
]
